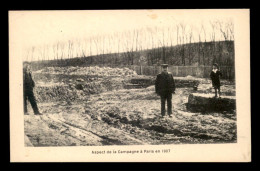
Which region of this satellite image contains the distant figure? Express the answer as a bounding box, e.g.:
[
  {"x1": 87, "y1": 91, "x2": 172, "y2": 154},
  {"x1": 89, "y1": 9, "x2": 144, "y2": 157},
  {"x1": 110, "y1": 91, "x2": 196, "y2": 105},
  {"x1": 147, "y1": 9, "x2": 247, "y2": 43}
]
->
[
  {"x1": 155, "y1": 64, "x2": 176, "y2": 117},
  {"x1": 23, "y1": 62, "x2": 42, "y2": 115},
  {"x1": 210, "y1": 63, "x2": 222, "y2": 98}
]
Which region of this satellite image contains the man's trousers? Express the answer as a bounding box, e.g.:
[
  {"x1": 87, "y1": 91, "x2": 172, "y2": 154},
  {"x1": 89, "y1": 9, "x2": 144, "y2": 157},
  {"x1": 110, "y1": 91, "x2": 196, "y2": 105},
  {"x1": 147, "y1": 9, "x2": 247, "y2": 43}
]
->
[
  {"x1": 160, "y1": 93, "x2": 172, "y2": 116},
  {"x1": 24, "y1": 89, "x2": 40, "y2": 114}
]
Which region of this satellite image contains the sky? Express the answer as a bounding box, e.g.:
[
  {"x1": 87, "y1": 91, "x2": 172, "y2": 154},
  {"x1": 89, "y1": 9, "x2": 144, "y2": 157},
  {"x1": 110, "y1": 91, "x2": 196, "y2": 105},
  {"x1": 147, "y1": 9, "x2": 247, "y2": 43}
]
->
[{"x1": 9, "y1": 10, "x2": 236, "y2": 61}]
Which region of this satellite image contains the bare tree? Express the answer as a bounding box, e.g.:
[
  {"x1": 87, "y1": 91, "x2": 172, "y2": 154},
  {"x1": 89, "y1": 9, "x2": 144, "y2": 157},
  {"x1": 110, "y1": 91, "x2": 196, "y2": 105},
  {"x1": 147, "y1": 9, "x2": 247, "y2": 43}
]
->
[
  {"x1": 101, "y1": 35, "x2": 106, "y2": 65},
  {"x1": 30, "y1": 46, "x2": 35, "y2": 62},
  {"x1": 149, "y1": 27, "x2": 156, "y2": 65},
  {"x1": 93, "y1": 36, "x2": 101, "y2": 63},
  {"x1": 176, "y1": 24, "x2": 179, "y2": 45},
  {"x1": 216, "y1": 20, "x2": 229, "y2": 41},
  {"x1": 216, "y1": 19, "x2": 234, "y2": 66},
  {"x1": 56, "y1": 42, "x2": 60, "y2": 63},
  {"x1": 26, "y1": 49, "x2": 30, "y2": 62},
  {"x1": 180, "y1": 23, "x2": 186, "y2": 65},
  {"x1": 59, "y1": 43, "x2": 65, "y2": 65},
  {"x1": 45, "y1": 45, "x2": 50, "y2": 61},
  {"x1": 116, "y1": 33, "x2": 120, "y2": 65},
  {"x1": 200, "y1": 24, "x2": 207, "y2": 65},
  {"x1": 228, "y1": 20, "x2": 234, "y2": 41},
  {"x1": 210, "y1": 20, "x2": 217, "y2": 64},
  {"x1": 198, "y1": 29, "x2": 201, "y2": 66},
  {"x1": 67, "y1": 40, "x2": 74, "y2": 60},
  {"x1": 188, "y1": 26, "x2": 194, "y2": 65},
  {"x1": 88, "y1": 38, "x2": 92, "y2": 56},
  {"x1": 135, "y1": 29, "x2": 139, "y2": 52}
]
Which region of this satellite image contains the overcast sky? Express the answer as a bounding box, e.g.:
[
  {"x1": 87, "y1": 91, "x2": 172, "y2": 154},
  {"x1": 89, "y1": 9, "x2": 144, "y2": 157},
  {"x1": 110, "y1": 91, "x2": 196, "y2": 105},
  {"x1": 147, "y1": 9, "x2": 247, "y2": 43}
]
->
[{"x1": 9, "y1": 10, "x2": 237, "y2": 61}]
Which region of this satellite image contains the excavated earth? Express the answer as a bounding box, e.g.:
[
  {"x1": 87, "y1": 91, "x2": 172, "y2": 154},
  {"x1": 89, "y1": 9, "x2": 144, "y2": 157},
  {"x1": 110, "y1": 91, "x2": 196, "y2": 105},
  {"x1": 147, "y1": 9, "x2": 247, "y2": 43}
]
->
[{"x1": 24, "y1": 67, "x2": 237, "y2": 146}]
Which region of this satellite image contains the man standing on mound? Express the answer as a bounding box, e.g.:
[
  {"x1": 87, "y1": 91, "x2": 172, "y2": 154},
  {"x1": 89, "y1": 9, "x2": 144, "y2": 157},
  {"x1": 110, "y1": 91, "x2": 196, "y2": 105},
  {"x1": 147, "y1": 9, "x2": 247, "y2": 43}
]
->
[
  {"x1": 23, "y1": 62, "x2": 42, "y2": 115},
  {"x1": 155, "y1": 64, "x2": 176, "y2": 118}
]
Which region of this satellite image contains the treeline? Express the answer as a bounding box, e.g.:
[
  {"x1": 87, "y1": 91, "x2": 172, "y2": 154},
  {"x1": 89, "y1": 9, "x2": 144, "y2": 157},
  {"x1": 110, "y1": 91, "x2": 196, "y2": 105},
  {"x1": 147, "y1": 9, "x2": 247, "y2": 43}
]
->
[
  {"x1": 31, "y1": 40, "x2": 234, "y2": 70},
  {"x1": 26, "y1": 19, "x2": 234, "y2": 64}
]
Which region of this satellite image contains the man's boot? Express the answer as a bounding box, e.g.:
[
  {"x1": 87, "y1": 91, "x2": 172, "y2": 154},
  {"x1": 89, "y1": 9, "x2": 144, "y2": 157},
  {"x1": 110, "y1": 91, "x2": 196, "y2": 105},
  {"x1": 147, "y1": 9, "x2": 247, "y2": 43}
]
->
[
  {"x1": 214, "y1": 89, "x2": 218, "y2": 98},
  {"x1": 161, "y1": 110, "x2": 166, "y2": 117},
  {"x1": 34, "y1": 109, "x2": 42, "y2": 115},
  {"x1": 33, "y1": 108, "x2": 42, "y2": 115},
  {"x1": 24, "y1": 108, "x2": 29, "y2": 115}
]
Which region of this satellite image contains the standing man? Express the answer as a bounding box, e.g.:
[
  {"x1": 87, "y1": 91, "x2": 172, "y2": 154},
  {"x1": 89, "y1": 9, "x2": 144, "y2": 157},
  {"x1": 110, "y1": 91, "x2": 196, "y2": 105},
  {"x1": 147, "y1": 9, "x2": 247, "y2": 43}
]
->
[
  {"x1": 155, "y1": 64, "x2": 176, "y2": 117},
  {"x1": 23, "y1": 62, "x2": 42, "y2": 115}
]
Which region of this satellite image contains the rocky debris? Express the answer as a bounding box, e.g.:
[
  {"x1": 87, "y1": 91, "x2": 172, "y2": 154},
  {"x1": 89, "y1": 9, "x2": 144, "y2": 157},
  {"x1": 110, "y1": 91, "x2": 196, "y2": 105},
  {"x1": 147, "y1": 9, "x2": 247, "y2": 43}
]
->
[
  {"x1": 187, "y1": 93, "x2": 236, "y2": 113},
  {"x1": 174, "y1": 78, "x2": 200, "y2": 88},
  {"x1": 35, "y1": 85, "x2": 79, "y2": 103},
  {"x1": 186, "y1": 75, "x2": 193, "y2": 79},
  {"x1": 34, "y1": 76, "x2": 127, "y2": 103},
  {"x1": 124, "y1": 84, "x2": 145, "y2": 89},
  {"x1": 76, "y1": 78, "x2": 84, "y2": 82},
  {"x1": 130, "y1": 78, "x2": 154, "y2": 86},
  {"x1": 75, "y1": 84, "x2": 84, "y2": 90}
]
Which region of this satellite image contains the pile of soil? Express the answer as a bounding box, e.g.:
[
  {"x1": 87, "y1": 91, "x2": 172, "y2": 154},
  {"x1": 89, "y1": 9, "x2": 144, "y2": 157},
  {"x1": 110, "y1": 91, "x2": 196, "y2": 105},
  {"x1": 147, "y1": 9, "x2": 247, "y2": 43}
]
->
[{"x1": 35, "y1": 66, "x2": 138, "y2": 77}]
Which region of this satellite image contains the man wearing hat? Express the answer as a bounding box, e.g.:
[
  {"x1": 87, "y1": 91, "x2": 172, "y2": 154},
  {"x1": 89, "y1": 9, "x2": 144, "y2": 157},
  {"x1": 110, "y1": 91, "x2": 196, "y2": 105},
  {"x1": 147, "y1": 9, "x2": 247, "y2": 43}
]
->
[
  {"x1": 23, "y1": 62, "x2": 42, "y2": 115},
  {"x1": 155, "y1": 64, "x2": 176, "y2": 117}
]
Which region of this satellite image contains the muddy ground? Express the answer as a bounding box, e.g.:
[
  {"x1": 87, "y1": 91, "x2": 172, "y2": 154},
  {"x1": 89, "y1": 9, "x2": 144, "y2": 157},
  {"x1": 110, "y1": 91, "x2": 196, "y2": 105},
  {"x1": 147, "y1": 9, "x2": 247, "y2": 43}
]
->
[{"x1": 25, "y1": 83, "x2": 236, "y2": 146}]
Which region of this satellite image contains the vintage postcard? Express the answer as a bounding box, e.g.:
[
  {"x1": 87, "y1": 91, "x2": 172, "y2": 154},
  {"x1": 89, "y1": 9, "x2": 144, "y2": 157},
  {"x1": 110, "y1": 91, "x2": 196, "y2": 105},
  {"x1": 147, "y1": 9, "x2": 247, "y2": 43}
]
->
[{"x1": 9, "y1": 9, "x2": 251, "y2": 162}]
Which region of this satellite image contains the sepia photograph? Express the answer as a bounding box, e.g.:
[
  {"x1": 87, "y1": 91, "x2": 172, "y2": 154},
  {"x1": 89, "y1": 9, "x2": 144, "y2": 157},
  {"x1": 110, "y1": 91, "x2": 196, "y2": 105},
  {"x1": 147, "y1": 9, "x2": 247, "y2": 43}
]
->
[{"x1": 9, "y1": 9, "x2": 250, "y2": 162}]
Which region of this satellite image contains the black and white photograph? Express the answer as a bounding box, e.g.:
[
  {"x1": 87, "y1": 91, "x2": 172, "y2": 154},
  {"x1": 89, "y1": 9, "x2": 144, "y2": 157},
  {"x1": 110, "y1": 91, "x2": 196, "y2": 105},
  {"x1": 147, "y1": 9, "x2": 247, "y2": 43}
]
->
[{"x1": 9, "y1": 9, "x2": 250, "y2": 162}]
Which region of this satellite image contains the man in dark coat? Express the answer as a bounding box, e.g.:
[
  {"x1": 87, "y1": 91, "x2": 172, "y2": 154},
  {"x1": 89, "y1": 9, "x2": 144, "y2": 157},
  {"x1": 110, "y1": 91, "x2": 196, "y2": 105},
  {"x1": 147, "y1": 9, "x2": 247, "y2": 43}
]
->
[
  {"x1": 23, "y1": 62, "x2": 41, "y2": 115},
  {"x1": 155, "y1": 64, "x2": 176, "y2": 117},
  {"x1": 210, "y1": 63, "x2": 222, "y2": 98}
]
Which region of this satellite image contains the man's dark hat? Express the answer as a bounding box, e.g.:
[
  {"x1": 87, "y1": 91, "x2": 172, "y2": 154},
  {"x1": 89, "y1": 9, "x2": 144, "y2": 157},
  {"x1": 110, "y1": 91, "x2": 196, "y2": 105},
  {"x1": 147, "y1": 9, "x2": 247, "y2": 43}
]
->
[{"x1": 161, "y1": 64, "x2": 168, "y2": 68}]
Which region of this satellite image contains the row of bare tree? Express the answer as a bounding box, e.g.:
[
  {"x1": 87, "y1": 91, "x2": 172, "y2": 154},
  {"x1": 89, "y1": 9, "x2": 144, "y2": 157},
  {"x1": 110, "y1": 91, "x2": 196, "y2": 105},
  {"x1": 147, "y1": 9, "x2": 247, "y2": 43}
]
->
[{"x1": 26, "y1": 19, "x2": 234, "y2": 67}]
